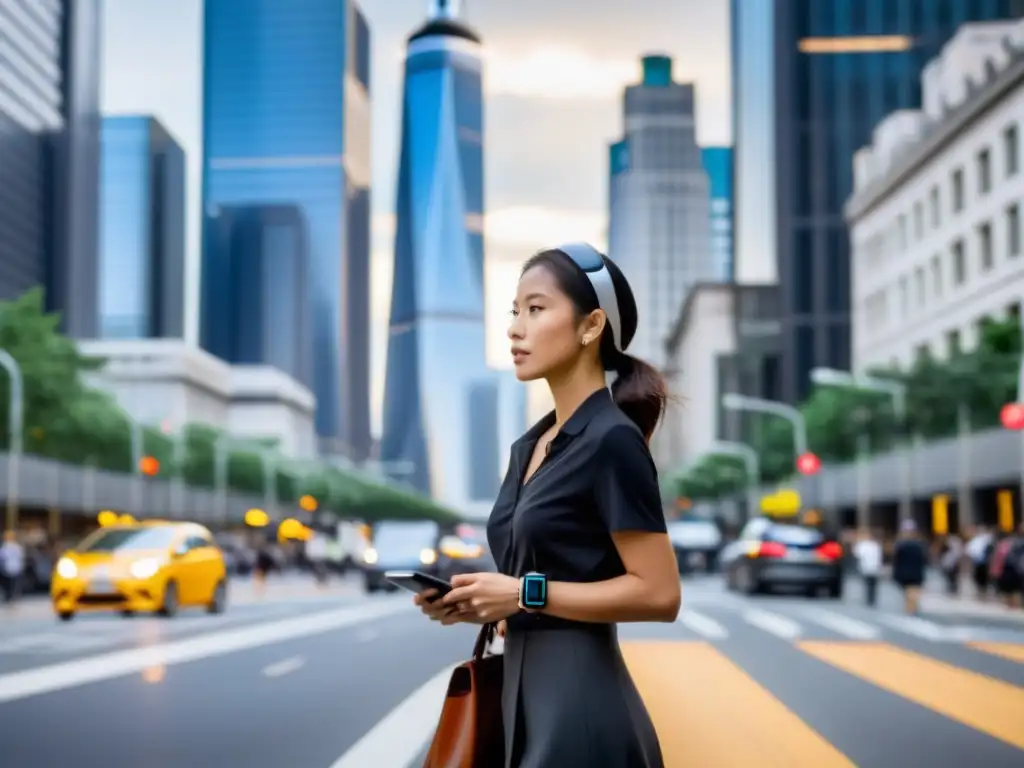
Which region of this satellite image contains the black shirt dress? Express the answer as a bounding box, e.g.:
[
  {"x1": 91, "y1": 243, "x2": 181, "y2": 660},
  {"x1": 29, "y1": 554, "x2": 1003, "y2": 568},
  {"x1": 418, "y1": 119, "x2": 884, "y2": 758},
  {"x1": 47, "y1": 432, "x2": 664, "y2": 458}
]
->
[{"x1": 486, "y1": 388, "x2": 667, "y2": 768}]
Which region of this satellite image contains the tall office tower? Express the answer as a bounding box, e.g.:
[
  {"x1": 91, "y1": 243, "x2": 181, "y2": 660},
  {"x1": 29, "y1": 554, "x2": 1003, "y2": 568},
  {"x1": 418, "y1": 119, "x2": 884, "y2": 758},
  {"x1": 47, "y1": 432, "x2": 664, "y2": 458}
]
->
[
  {"x1": 607, "y1": 55, "x2": 714, "y2": 368},
  {"x1": 731, "y1": 0, "x2": 1024, "y2": 404},
  {"x1": 380, "y1": 0, "x2": 488, "y2": 507},
  {"x1": 701, "y1": 147, "x2": 734, "y2": 281},
  {"x1": 200, "y1": 0, "x2": 373, "y2": 458},
  {"x1": 0, "y1": 0, "x2": 101, "y2": 337},
  {"x1": 99, "y1": 116, "x2": 186, "y2": 339}
]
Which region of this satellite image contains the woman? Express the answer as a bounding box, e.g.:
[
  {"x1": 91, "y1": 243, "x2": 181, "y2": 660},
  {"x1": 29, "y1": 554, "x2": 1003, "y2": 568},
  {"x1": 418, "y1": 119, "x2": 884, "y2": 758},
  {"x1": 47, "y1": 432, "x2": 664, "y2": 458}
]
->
[
  {"x1": 415, "y1": 244, "x2": 681, "y2": 767},
  {"x1": 891, "y1": 520, "x2": 928, "y2": 615}
]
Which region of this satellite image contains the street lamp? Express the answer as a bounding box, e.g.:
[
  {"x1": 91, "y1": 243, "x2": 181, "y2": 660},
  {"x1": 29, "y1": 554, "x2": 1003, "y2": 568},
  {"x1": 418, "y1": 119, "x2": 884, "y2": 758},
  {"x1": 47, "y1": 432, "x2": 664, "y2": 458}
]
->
[
  {"x1": 114, "y1": 409, "x2": 145, "y2": 515},
  {"x1": 0, "y1": 350, "x2": 23, "y2": 533},
  {"x1": 214, "y1": 435, "x2": 277, "y2": 523},
  {"x1": 721, "y1": 393, "x2": 814, "y2": 470},
  {"x1": 709, "y1": 440, "x2": 760, "y2": 520},
  {"x1": 811, "y1": 367, "x2": 912, "y2": 525}
]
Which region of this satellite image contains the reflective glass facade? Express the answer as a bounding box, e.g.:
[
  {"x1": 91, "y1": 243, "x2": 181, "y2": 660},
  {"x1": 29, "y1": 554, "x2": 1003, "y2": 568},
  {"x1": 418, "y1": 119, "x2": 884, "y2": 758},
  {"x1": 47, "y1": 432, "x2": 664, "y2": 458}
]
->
[
  {"x1": 701, "y1": 147, "x2": 734, "y2": 280},
  {"x1": 99, "y1": 116, "x2": 186, "y2": 339},
  {"x1": 200, "y1": 0, "x2": 372, "y2": 453},
  {"x1": 380, "y1": 19, "x2": 489, "y2": 507},
  {"x1": 733, "y1": 0, "x2": 1023, "y2": 404},
  {"x1": 0, "y1": 0, "x2": 100, "y2": 337}
]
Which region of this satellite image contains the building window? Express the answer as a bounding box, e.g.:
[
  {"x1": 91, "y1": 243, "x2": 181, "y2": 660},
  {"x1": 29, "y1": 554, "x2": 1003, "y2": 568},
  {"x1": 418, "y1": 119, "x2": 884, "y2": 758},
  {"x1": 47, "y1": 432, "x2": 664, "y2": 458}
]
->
[
  {"x1": 1005, "y1": 123, "x2": 1019, "y2": 177},
  {"x1": 898, "y1": 276, "x2": 909, "y2": 317},
  {"x1": 897, "y1": 214, "x2": 907, "y2": 249},
  {"x1": 947, "y1": 329, "x2": 961, "y2": 356},
  {"x1": 977, "y1": 148, "x2": 991, "y2": 195},
  {"x1": 1008, "y1": 302, "x2": 1021, "y2": 323},
  {"x1": 915, "y1": 343, "x2": 930, "y2": 361},
  {"x1": 913, "y1": 202, "x2": 923, "y2": 240},
  {"x1": 978, "y1": 222, "x2": 993, "y2": 271},
  {"x1": 1009, "y1": 203, "x2": 1021, "y2": 258},
  {"x1": 951, "y1": 169, "x2": 964, "y2": 213},
  {"x1": 929, "y1": 186, "x2": 940, "y2": 228},
  {"x1": 952, "y1": 239, "x2": 966, "y2": 285},
  {"x1": 930, "y1": 254, "x2": 942, "y2": 298},
  {"x1": 914, "y1": 266, "x2": 926, "y2": 309}
]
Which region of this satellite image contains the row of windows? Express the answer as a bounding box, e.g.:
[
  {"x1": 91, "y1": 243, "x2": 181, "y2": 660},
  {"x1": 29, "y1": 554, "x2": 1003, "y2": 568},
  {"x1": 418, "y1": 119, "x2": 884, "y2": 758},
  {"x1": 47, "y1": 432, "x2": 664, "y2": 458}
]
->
[
  {"x1": 862, "y1": 121, "x2": 1019, "y2": 264},
  {"x1": 911, "y1": 302, "x2": 1020, "y2": 364},
  {"x1": 863, "y1": 202, "x2": 1021, "y2": 332}
]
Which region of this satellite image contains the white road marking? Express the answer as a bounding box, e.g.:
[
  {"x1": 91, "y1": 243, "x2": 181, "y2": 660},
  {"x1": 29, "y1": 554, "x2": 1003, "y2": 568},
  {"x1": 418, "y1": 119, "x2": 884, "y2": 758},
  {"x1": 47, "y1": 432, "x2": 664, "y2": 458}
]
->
[
  {"x1": 803, "y1": 610, "x2": 880, "y2": 640},
  {"x1": 262, "y1": 656, "x2": 306, "y2": 678},
  {"x1": 742, "y1": 609, "x2": 802, "y2": 639},
  {"x1": 0, "y1": 600, "x2": 409, "y2": 704},
  {"x1": 677, "y1": 609, "x2": 729, "y2": 639},
  {"x1": 327, "y1": 663, "x2": 456, "y2": 768},
  {"x1": 878, "y1": 615, "x2": 947, "y2": 641}
]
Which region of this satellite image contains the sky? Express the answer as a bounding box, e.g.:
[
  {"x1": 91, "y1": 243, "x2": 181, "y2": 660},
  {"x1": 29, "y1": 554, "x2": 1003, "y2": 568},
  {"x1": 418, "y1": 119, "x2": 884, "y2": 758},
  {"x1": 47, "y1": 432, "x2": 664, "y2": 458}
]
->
[{"x1": 100, "y1": 0, "x2": 731, "y2": 431}]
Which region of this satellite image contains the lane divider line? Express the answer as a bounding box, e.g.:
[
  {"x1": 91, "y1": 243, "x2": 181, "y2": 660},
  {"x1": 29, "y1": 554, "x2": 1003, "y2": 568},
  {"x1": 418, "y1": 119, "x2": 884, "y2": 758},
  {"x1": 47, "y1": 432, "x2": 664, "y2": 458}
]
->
[
  {"x1": 262, "y1": 656, "x2": 306, "y2": 678},
  {"x1": 677, "y1": 609, "x2": 729, "y2": 639},
  {"x1": 0, "y1": 600, "x2": 410, "y2": 704},
  {"x1": 743, "y1": 609, "x2": 802, "y2": 639}
]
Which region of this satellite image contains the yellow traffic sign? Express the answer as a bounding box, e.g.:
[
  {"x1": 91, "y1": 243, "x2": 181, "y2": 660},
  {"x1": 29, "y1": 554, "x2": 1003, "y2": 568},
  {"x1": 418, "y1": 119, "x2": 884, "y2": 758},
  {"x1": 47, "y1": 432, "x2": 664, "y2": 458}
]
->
[
  {"x1": 761, "y1": 489, "x2": 801, "y2": 516},
  {"x1": 997, "y1": 490, "x2": 1015, "y2": 532},
  {"x1": 931, "y1": 494, "x2": 949, "y2": 535}
]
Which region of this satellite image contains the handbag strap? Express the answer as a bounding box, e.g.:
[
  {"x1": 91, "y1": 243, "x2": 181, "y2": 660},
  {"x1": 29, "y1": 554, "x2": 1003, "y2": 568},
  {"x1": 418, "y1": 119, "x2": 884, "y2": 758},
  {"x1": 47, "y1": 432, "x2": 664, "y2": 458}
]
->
[{"x1": 472, "y1": 622, "x2": 496, "y2": 661}]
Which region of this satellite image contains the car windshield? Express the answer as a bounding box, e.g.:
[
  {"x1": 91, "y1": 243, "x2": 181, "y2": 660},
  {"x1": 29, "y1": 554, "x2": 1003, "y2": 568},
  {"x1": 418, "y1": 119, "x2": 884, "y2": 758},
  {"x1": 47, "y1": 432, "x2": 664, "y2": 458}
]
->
[
  {"x1": 78, "y1": 527, "x2": 178, "y2": 553},
  {"x1": 373, "y1": 522, "x2": 438, "y2": 551},
  {"x1": 766, "y1": 525, "x2": 824, "y2": 547}
]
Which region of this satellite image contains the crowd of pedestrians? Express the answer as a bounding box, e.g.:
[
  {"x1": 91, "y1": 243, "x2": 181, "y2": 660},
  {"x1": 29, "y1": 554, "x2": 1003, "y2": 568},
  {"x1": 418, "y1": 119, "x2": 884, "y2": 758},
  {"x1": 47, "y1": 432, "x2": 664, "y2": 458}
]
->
[{"x1": 851, "y1": 521, "x2": 1024, "y2": 614}]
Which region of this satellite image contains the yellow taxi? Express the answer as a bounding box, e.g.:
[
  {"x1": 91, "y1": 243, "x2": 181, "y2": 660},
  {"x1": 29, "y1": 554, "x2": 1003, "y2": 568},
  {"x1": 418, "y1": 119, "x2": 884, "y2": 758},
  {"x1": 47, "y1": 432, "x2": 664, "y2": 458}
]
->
[{"x1": 52, "y1": 521, "x2": 228, "y2": 621}]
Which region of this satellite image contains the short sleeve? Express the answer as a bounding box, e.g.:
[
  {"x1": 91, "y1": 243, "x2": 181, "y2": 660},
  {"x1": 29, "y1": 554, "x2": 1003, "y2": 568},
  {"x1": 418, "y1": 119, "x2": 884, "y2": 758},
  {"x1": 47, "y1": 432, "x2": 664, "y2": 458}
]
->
[{"x1": 592, "y1": 425, "x2": 667, "y2": 534}]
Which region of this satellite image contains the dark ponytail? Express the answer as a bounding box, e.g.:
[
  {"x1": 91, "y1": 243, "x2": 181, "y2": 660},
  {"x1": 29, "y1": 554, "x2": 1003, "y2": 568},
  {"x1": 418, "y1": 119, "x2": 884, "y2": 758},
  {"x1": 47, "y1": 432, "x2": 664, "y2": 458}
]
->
[{"x1": 609, "y1": 351, "x2": 668, "y2": 442}]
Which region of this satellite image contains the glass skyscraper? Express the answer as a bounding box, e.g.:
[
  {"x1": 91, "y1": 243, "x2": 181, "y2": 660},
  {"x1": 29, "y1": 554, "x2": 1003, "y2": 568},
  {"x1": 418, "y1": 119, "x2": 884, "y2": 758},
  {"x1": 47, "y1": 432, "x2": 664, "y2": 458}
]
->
[
  {"x1": 0, "y1": 0, "x2": 101, "y2": 337},
  {"x1": 701, "y1": 147, "x2": 734, "y2": 281},
  {"x1": 380, "y1": 0, "x2": 490, "y2": 508},
  {"x1": 732, "y1": 0, "x2": 1024, "y2": 404},
  {"x1": 200, "y1": 0, "x2": 373, "y2": 456},
  {"x1": 99, "y1": 115, "x2": 186, "y2": 339}
]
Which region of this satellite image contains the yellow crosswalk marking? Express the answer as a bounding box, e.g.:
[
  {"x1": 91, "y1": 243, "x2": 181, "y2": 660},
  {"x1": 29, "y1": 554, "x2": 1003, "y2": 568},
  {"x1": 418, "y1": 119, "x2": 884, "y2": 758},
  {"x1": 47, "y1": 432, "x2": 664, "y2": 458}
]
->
[
  {"x1": 967, "y1": 642, "x2": 1024, "y2": 664},
  {"x1": 622, "y1": 641, "x2": 854, "y2": 767},
  {"x1": 800, "y1": 642, "x2": 1024, "y2": 751}
]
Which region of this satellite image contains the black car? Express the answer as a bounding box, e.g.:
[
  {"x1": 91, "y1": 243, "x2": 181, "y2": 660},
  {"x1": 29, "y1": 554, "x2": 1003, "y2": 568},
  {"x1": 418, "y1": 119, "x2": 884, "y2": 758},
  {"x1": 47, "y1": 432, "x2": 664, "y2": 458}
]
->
[
  {"x1": 362, "y1": 520, "x2": 442, "y2": 593},
  {"x1": 721, "y1": 517, "x2": 843, "y2": 598}
]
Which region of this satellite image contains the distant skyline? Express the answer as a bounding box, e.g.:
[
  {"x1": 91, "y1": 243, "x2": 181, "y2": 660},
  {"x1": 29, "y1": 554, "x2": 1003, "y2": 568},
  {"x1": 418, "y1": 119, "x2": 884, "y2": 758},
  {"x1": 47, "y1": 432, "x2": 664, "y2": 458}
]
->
[{"x1": 100, "y1": 0, "x2": 731, "y2": 431}]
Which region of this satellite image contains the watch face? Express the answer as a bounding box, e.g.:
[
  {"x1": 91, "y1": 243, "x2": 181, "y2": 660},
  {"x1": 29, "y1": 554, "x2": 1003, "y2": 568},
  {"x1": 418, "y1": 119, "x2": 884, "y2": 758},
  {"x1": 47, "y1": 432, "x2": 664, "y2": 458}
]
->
[{"x1": 523, "y1": 574, "x2": 546, "y2": 607}]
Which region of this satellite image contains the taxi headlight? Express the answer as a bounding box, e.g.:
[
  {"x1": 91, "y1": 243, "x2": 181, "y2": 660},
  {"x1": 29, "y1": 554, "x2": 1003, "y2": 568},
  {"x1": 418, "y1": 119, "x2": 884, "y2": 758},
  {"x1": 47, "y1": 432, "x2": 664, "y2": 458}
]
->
[
  {"x1": 129, "y1": 557, "x2": 162, "y2": 580},
  {"x1": 56, "y1": 557, "x2": 78, "y2": 579},
  {"x1": 420, "y1": 548, "x2": 438, "y2": 565},
  {"x1": 363, "y1": 548, "x2": 378, "y2": 565}
]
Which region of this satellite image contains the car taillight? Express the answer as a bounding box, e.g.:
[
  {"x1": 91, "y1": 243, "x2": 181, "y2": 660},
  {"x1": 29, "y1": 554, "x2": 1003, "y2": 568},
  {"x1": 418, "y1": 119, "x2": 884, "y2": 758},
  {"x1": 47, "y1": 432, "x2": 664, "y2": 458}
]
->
[
  {"x1": 816, "y1": 542, "x2": 842, "y2": 560},
  {"x1": 758, "y1": 541, "x2": 787, "y2": 558}
]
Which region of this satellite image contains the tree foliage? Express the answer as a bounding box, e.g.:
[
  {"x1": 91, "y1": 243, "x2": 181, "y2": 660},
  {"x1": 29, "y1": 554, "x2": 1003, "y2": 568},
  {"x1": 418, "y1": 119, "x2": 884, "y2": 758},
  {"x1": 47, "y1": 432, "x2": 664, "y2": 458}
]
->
[
  {"x1": 0, "y1": 289, "x2": 457, "y2": 523},
  {"x1": 671, "y1": 315, "x2": 1022, "y2": 499}
]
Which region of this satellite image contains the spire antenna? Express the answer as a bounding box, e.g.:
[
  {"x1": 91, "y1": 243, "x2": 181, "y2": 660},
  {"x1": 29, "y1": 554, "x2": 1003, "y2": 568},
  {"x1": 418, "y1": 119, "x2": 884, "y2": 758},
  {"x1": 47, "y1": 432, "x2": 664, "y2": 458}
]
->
[{"x1": 428, "y1": 0, "x2": 460, "y2": 20}]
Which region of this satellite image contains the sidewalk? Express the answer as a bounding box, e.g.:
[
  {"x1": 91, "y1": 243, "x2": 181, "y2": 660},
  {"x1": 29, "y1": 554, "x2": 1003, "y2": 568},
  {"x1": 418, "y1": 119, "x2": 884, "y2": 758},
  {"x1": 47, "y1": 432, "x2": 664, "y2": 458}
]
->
[
  {"x1": 919, "y1": 591, "x2": 1024, "y2": 623},
  {"x1": 1, "y1": 573, "x2": 361, "y2": 624}
]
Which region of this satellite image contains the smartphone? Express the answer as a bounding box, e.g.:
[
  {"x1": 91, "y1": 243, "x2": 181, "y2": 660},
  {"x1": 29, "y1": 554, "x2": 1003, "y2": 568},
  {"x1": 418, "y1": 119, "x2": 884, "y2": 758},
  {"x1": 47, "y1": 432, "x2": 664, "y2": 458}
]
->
[{"x1": 384, "y1": 570, "x2": 453, "y2": 600}]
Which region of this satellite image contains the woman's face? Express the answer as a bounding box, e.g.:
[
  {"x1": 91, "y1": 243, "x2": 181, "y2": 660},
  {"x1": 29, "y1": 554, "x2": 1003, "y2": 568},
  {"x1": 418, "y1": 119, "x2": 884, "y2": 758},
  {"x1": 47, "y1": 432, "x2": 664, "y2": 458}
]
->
[{"x1": 508, "y1": 265, "x2": 583, "y2": 381}]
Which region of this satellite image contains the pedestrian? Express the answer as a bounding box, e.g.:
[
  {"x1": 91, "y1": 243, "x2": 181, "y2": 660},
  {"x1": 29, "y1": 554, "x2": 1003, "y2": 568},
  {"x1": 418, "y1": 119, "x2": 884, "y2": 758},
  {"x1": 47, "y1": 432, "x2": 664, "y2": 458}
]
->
[
  {"x1": 305, "y1": 529, "x2": 329, "y2": 586},
  {"x1": 990, "y1": 527, "x2": 1024, "y2": 610},
  {"x1": 891, "y1": 520, "x2": 928, "y2": 615},
  {"x1": 939, "y1": 533, "x2": 963, "y2": 596},
  {"x1": 965, "y1": 526, "x2": 994, "y2": 600},
  {"x1": 0, "y1": 530, "x2": 25, "y2": 605},
  {"x1": 415, "y1": 244, "x2": 679, "y2": 767},
  {"x1": 853, "y1": 528, "x2": 882, "y2": 607}
]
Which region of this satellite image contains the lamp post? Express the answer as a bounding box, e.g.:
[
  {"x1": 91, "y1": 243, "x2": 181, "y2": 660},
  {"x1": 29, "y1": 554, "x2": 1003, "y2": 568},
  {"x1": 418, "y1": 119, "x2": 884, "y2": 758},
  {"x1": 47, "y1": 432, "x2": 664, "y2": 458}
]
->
[
  {"x1": 811, "y1": 367, "x2": 911, "y2": 525},
  {"x1": 215, "y1": 436, "x2": 277, "y2": 523},
  {"x1": 709, "y1": 440, "x2": 760, "y2": 521},
  {"x1": 115, "y1": 410, "x2": 145, "y2": 515},
  {"x1": 0, "y1": 350, "x2": 23, "y2": 533}
]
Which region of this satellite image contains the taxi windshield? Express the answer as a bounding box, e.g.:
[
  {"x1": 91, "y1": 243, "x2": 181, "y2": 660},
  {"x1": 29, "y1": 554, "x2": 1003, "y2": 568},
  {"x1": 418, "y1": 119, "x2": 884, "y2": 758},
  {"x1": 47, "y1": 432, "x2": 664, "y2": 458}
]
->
[{"x1": 79, "y1": 527, "x2": 178, "y2": 553}]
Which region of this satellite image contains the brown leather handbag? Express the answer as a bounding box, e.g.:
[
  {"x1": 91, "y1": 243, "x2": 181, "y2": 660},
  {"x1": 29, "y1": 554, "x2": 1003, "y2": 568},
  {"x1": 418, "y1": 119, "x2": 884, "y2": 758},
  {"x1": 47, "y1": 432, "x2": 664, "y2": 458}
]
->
[{"x1": 422, "y1": 622, "x2": 505, "y2": 768}]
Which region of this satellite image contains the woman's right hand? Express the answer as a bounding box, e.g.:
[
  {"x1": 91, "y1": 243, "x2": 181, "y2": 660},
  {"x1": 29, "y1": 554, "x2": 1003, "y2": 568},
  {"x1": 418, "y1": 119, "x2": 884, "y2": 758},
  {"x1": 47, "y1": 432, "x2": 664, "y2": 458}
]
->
[{"x1": 414, "y1": 589, "x2": 459, "y2": 623}]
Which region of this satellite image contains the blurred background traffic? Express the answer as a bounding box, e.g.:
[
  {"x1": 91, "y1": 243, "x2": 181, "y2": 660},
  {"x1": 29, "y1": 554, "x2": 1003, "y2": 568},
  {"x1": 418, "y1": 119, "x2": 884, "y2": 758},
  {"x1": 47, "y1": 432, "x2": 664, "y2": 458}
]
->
[{"x1": 2, "y1": 0, "x2": 1024, "y2": 766}]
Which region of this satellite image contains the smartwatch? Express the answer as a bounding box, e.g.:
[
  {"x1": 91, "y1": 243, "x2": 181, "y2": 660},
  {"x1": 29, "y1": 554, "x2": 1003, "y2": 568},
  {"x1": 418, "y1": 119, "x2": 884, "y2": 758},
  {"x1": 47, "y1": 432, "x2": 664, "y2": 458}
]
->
[{"x1": 518, "y1": 572, "x2": 548, "y2": 611}]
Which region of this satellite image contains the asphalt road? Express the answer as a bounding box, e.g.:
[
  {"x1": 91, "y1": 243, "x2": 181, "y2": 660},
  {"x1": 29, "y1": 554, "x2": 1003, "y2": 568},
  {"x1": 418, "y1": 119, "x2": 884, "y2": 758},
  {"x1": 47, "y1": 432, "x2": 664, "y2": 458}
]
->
[{"x1": 1, "y1": 575, "x2": 1023, "y2": 767}]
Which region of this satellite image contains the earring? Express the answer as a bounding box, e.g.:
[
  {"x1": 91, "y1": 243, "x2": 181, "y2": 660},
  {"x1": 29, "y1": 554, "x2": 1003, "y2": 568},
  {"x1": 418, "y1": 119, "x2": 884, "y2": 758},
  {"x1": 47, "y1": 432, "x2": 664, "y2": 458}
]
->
[{"x1": 582, "y1": 338, "x2": 590, "y2": 346}]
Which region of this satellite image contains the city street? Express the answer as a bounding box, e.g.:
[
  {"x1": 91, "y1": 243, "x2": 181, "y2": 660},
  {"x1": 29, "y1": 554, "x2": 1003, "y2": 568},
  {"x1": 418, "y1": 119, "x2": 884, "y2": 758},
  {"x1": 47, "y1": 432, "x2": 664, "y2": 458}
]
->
[{"x1": 0, "y1": 575, "x2": 1022, "y2": 767}]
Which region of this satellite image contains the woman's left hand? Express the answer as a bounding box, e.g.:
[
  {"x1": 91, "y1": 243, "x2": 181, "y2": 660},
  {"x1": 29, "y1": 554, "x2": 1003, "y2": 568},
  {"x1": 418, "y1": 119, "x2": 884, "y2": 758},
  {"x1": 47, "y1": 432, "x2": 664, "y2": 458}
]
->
[{"x1": 442, "y1": 572, "x2": 521, "y2": 623}]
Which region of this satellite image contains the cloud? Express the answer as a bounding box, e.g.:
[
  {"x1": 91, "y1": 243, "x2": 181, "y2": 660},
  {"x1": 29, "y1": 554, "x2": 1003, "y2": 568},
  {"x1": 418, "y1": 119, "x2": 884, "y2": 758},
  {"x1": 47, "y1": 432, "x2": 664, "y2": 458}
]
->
[
  {"x1": 371, "y1": 206, "x2": 606, "y2": 261},
  {"x1": 484, "y1": 46, "x2": 639, "y2": 101}
]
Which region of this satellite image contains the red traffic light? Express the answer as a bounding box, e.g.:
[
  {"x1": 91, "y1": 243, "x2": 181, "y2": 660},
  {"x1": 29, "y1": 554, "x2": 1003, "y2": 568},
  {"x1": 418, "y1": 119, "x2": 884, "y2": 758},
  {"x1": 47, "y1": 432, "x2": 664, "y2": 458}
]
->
[
  {"x1": 139, "y1": 455, "x2": 160, "y2": 476},
  {"x1": 796, "y1": 452, "x2": 821, "y2": 476},
  {"x1": 1001, "y1": 403, "x2": 1024, "y2": 430}
]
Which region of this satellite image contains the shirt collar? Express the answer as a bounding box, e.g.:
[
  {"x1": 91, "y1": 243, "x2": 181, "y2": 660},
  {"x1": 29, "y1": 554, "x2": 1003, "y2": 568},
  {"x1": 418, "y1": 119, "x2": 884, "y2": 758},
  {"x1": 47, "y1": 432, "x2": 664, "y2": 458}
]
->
[{"x1": 516, "y1": 387, "x2": 612, "y2": 449}]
